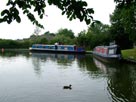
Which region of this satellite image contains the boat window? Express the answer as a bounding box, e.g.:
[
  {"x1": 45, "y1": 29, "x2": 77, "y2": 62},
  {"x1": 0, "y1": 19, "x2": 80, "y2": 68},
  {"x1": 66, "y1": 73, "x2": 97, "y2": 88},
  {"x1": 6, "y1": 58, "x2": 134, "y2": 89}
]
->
[
  {"x1": 39, "y1": 46, "x2": 43, "y2": 48},
  {"x1": 46, "y1": 46, "x2": 49, "y2": 49},
  {"x1": 57, "y1": 46, "x2": 61, "y2": 50},
  {"x1": 58, "y1": 46, "x2": 65, "y2": 50},
  {"x1": 108, "y1": 49, "x2": 115, "y2": 54},
  {"x1": 67, "y1": 46, "x2": 74, "y2": 51},
  {"x1": 49, "y1": 46, "x2": 55, "y2": 49},
  {"x1": 43, "y1": 46, "x2": 47, "y2": 48},
  {"x1": 32, "y1": 45, "x2": 36, "y2": 48},
  {"x1": 62, "y1": 46, "x2": 65, "y2": 49}
]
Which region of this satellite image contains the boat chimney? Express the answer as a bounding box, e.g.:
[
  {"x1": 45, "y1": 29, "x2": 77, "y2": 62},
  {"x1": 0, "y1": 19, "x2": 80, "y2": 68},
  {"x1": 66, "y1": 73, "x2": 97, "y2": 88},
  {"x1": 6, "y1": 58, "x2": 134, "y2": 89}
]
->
[{"x1": 109, "y1": 41, "x2": 116, "y2": 46}]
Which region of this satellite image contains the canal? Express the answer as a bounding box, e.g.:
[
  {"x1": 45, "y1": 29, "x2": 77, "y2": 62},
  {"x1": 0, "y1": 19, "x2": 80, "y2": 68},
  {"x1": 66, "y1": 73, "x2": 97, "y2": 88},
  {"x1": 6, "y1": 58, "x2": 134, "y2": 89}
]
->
[{"x1": 0, "y1": 51, "x2": 136, "y2": 102}]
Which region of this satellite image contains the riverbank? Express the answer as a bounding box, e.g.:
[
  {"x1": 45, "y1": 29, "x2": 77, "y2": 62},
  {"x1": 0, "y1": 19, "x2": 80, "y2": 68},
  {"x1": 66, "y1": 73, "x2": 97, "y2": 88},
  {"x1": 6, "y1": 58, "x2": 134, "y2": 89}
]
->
[
  {"x1": 121, "y1": 48, "x2": 136, "y2": 64},
  {"x1": 86, "y1": 48, "x2": 136, "y2": 64},
  {"x1": 122, "y1": 48, "x2": 136, "y2": 61}
]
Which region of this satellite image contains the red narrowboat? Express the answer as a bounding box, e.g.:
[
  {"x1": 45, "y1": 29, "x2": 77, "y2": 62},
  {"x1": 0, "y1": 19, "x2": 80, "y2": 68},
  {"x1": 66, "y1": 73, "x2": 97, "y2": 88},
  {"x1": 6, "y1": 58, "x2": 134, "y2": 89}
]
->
[{"x1": 92, "y1": 45, "x2": 122, "y2": 63}]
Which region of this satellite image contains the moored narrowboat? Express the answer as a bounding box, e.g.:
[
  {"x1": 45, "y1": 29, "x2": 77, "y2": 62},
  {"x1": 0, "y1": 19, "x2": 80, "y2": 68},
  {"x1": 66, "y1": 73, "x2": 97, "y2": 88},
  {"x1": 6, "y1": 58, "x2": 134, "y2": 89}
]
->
[
  {"x1": 92, "y1": 44, "x2": 122, "y2": 63},
  {"x1": 29, "y1": 44, "x2": 85, "y2": 54}
]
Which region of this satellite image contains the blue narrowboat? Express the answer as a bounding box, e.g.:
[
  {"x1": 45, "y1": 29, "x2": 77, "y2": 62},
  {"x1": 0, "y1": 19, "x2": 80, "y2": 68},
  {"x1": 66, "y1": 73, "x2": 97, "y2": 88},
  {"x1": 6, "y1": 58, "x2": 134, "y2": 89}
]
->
[
  {"x1": 29, "y1": 44, "x2": 85, "y2": 54},
  {"x1": 92, "y1": 44, "x2": 122, "y2": 63}
]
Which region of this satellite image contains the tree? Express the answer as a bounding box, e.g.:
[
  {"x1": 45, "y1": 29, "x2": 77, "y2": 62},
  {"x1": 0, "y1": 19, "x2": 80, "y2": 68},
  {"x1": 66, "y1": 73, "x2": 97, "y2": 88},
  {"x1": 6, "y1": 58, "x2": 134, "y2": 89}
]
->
[
  {"x1": 87, "y1": 22, "x2": 110, "y2": 35},
  {"x1": 110, "y1": 6, "x2": 134, "y2": 49},
  {"x1": 109, "y1": 0, "x2": 136, "y2": 49},
  {"x1": 50, "y1": 34, "x2": 74, "y2": 45},
  {"x1": 56, "y1": 28, "x2": 75, "y2": 39},
  {"x1": 76, "y1": 22, "x2": 111, "y2": 50},
  {"x1": 114, "y1": 0, "x2": 135, "y2": 7},
  {"x1": 114, "y1": 0, "x2": 136, "y2": 43},
  {"x1": 76, "y1": 30, "x2": 87, "y2": 47},
  {"x1": 87, "y1": 22, "x2": 111, "y2": 48},
  {"x1": 0, "y1": 0, "x2": 94, "y2": 28}
]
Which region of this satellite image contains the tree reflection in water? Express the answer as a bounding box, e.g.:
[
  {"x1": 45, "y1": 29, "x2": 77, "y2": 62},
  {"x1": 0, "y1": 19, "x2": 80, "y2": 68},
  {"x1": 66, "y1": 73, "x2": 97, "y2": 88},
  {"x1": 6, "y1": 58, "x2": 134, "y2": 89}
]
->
[
  {"x1": 31, "y1": 56, "x2": 43, "y2": 76},
  {"x1": 1, "y1": 51, "x2": 136, "y2": 102},
  {"x1": 77, "y1": 55, "x2": 106, "y2": 78},
  {"x1": 93, "y1": 58, "x2": 136, "y2": 102},
  {"x1": 30, "y1": 53, "x2": 85, "y2": 75}
]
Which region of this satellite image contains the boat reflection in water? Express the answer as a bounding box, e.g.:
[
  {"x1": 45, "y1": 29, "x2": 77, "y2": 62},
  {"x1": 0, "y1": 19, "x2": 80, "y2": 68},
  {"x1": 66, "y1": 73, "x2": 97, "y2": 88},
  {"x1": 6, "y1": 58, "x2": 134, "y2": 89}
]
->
[
  {"x1": 30, "y1": 52, "x2": 85, "y2": 65},
  {"x1": 93, "y1": 57, "x2": 136, "y2": 102},
  {"x1": 93, "y1": 57, "x2": 117, "y2": 75},
  {"x1": 30, "y1": 52, "x2": 85, "y2": 76}
]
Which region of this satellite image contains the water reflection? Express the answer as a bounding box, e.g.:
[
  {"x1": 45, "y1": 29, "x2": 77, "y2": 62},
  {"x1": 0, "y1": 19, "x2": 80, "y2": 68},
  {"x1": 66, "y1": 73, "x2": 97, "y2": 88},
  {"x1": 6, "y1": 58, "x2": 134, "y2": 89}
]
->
[
  {"x1": 31, "y1": 56, "x2": 43, "y2": 76},
  {"x1": 30, "y1": 52, "x2": 86, "y2": 76},
  {"x1": 30, "y1": 53, "x2": 103, "y2": 77},
  {"x1": 30, "y1": 52, "x2": 77, "y2": 63},
  {"x1": 93, "y1": 58, "x2": 136, "y2": 102},
  {"x1": 0, "y1": 50, "x2": 29, "y2": 58},
  {"x1": 0, "y1": 51, "x2": 136, "y2": 102},
  {"x1": 77, "y1": 55, "x2": 104, "y2": 78}
]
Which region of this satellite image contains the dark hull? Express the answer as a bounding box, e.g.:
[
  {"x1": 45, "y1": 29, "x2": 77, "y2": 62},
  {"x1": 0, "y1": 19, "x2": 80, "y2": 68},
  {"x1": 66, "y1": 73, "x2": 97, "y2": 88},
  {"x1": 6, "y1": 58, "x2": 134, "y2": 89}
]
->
[
  {"x1": 29, "y1": 49, "x2": 85, "y2": 54},
  {"x1": 93, "y1": 53, "x2": 121, "y2": 63}
]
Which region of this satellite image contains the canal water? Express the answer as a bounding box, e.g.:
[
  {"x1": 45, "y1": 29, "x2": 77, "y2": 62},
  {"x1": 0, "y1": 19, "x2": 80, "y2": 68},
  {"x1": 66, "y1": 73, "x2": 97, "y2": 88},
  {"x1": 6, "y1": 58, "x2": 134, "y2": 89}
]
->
[{"x1": 0, "y1": 51, "x2": 136, "y2": 102}]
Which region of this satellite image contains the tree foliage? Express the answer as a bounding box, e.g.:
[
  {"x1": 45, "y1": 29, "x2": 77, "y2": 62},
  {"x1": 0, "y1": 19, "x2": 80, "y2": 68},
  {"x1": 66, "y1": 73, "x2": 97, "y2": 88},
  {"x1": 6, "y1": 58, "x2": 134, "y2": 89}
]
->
[
  {"x1": 50, "y1": 35, "x2": 75, "y2": 45},
  {"x1": 56, "y1": 28, "x2": 75, "y2": 39},
  {"x1": 49, "y1": 28, "x2": 75, "y2": 44},
  {"x1": 110, "y1": 2, "x2": 135, "y2": 49},
  {"x1": 76, "y1": 23, "x2": 111, "y2": 49},
  {"x1": 0, "y1": 39, "x2": 30, "y2": 48},
  {"x1": 88, "y1": 22, "x2": 110, "y2": 35},
  {"x1": 76, "y1": 30, "x2": 87, "y2": 47},
  {"x1": 0, "y1": 0, "x2": 94, "y2": 28},
  {"x1": 114, "y1": 0, "x2": 135, "y2": 7}
]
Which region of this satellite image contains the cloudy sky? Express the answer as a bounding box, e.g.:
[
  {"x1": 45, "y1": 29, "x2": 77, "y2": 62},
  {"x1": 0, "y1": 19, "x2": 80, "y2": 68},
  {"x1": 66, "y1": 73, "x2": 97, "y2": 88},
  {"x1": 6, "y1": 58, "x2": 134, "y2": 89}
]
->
[{"x1": 0, "y1": 0, "x2": 116, "y2": 40}]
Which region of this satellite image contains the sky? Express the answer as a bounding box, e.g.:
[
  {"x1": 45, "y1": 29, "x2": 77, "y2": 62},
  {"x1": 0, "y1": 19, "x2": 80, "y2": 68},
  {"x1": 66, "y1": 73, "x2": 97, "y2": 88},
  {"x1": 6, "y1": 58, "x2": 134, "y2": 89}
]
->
[{"x1": 0, "y1": 0, "x2": 116, "y2": 40}]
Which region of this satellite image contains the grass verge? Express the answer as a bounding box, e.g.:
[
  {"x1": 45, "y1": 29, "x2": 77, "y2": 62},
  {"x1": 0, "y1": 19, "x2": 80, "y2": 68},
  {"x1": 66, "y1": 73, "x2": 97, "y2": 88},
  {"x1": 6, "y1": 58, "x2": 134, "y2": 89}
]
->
[{"x1": 122, "y1": 48, "x2": 136, "y2": 60}]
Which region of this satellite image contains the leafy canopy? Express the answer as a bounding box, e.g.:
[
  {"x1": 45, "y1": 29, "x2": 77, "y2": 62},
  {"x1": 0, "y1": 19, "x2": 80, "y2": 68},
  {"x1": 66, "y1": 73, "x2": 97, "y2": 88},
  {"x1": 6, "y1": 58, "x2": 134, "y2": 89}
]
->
[
  {"x1": 114, "y1": 0, "x2": 135, "y2": 7},
  {"x1": 56, "y1": 28, "x2": 75, "y2": 39},
  {"x1": 0, "y1": 0, "x2": 94, "y2": 28}
]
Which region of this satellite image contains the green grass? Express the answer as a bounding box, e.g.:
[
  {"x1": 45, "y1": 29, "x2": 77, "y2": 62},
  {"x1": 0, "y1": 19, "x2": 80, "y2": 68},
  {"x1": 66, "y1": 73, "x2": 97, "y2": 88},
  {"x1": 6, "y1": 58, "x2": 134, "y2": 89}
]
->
[{"x1": 122, "y1": 48, "x2": 136, "y2": 60}]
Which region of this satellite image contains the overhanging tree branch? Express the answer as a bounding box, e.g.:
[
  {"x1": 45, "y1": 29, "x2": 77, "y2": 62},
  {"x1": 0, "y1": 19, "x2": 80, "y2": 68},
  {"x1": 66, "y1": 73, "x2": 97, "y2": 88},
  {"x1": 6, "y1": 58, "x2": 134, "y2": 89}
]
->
[{"x1": 0, "y1": 0, "x2": 94, "y2": 28}]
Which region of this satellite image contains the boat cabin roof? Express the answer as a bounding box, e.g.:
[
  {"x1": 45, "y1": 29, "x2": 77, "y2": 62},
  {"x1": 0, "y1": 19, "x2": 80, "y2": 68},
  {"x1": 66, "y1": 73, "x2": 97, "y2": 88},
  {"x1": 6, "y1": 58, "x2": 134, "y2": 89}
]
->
[
  {"x1": 95, "y1": 45, "x2": 119, "y2": 49},
  {"x1": 32, "y1": 44, "x2": 76, "y2": 47}
]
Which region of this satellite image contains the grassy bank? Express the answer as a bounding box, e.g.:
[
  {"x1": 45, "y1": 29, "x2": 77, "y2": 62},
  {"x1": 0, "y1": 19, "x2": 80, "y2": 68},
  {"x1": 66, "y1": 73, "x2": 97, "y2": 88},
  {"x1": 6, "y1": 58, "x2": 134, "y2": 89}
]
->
[{"x1": 122, "y1": 48, "x2": 136, "y2": 60}]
